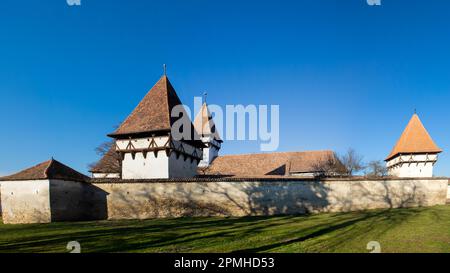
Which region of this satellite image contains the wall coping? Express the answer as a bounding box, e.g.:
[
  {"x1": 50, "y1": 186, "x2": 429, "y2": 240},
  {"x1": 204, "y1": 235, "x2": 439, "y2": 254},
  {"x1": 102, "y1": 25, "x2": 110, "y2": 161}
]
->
[
  {"x1": 2, "y1": 176, "x2": 447, "y2": 184},
  {"x1": 90, "y1": 176, "x2": 449, "y2": 184}
]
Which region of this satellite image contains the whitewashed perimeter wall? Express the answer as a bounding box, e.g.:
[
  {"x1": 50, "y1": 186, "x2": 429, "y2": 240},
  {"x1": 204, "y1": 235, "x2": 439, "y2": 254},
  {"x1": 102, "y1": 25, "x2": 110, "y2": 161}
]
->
[
  {"x1": 0, "y1": 180, "x2": 51, "y2": 224},
  {"x1": 92, "y1": 178, "x2": 449, "y2": 220}
]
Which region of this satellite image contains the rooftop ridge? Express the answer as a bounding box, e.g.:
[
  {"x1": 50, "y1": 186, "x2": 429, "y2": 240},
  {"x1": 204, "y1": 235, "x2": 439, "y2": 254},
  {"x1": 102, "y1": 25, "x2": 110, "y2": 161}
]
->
[
  {"x1": 0, "y1": 159, "x2": 89, "y2": 182},
  {"x1": 217, "y1": 150, "x2": 334, "y2": 157},
  {"x1": 43, "y1": 158, "x2": 54, "y2": 177},
  {"x1": 163, "y1": 76, "x2": 172, "y2": 133}
]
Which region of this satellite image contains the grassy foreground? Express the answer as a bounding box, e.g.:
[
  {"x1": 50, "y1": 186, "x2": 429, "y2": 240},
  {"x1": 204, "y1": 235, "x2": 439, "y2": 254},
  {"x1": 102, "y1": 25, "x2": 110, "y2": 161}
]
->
[{"x1": 0, "y1": 205, "x2": 449, "y2": 253}]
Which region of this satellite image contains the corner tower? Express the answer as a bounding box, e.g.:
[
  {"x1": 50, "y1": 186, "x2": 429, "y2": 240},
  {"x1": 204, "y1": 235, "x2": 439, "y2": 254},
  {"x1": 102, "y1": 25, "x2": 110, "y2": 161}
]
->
[
  {"x1": 385, "y1": 113, "x2": 442, "y2": 177},
  {"x1": 193, "y1": 102, "x2": 222, "y2": 168},
  {"x1": 108, "y1": 75, "x2": 204, "y2": 179}
]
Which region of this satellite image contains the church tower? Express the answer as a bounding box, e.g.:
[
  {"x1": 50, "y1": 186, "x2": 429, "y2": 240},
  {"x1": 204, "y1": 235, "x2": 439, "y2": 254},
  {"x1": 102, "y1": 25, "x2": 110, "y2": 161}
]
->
[
  {"x1": 108, "y1": 75, "x2": 204, "y2": 179},
  {"x1": 385, "y1": 113, "x2": 442, "y2": 178},
  {"x1": 193, "y1": 102, "x2": 222, "y2": 168}
]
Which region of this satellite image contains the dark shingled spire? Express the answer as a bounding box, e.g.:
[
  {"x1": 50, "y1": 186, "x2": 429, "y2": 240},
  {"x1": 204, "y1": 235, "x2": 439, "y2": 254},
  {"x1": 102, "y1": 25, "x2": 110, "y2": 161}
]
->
[{"x1": 108, "y1": 75, "x2": 204, "y2": 147}]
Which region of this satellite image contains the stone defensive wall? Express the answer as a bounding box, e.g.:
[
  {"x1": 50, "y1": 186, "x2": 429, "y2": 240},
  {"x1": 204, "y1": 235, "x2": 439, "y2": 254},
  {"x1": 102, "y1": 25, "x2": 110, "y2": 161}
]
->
[
  {"x1": 90, "y1": 177, "x2": 449, "y2": 220},
  {"x1": 1, "y1": 177, "x2": 448, "y2": 223}
]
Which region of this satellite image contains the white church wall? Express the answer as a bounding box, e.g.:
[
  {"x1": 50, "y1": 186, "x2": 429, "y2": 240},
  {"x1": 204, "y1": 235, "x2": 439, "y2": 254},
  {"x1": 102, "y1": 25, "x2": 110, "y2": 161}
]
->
[
  {"x1": 119, "y1": 136, "x2": 171, "y2": 179},
  {"x1": 198, "y1": 146, "x2": 219, "y2": 168},
  {"x1": 198, "y1": 136, "x2": 220, "y2": 168},
  {"x1": 122, "y1": 152, "x2": 170, "y2": 179},
  {"x1": 388, "y1": 163, "x2": 434, "y2": 178},
  {"x1": 387, "y1": 154, "x2": 438, "y2": 169},
  {"x1": 0, "y1": 180, "x2": 51, "y2": 224},
  {"x1": 116, "y1": 136, "x2": 169, "y2": 150},
  {"x1": 198, "y1": 147, "x2": 211, "y2": 168},
  {"x1": 120, "y1": 137, "x2": 201, "y2": 179},
  {"x1": 169, "y1": 153, "x2": 199, "y2": 178},
  {"x1": 168, "y1": 140, "x2": 201, "y2": 178},
  {"x1": 387, "y1": 154, "x2": 438, "y2": 178}
]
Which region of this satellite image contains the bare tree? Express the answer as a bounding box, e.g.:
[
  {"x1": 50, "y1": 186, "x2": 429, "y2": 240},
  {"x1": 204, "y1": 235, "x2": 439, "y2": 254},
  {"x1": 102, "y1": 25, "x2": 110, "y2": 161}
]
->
[
  {"x1": 338, "y1": 148, "x2": 365, "y2": 176},
  {"x1": 88, "y1": 139, "x2": 120, "y2": 172},
  {"x1": 365, "y1": 160, "x2": 387, "y2": 178},
  {"x1": 88, "y1": 124, "x2": 121, "y2": 172},
  {"x1": 311, "y1": 153, "x2": 347, "y2": 177},
  {"x1": 94, "y1": 140, "x2": 114, "y2": 156}
]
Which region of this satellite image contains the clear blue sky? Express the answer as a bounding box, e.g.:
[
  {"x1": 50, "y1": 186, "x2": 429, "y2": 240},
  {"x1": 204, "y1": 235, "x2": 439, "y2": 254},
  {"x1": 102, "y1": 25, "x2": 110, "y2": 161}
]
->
[{"x1": 1, "y1": 0, "x2": 449, "y2": 176}]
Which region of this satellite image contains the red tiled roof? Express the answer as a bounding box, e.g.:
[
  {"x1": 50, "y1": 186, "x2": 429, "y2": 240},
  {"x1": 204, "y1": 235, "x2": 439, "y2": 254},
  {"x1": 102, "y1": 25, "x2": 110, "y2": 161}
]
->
[
  {"x1": 0, "y1": 159, "x2": 89, "y2": 182},
  {"x1": 108, "y1": 75, "x2": 203, "y2": 147},
  {"x1": 202, "y1": 150, "x2": 338, "y2": 176},
  {"x1": 386, "y1": 114, "x2": 442, "y2": 161}
]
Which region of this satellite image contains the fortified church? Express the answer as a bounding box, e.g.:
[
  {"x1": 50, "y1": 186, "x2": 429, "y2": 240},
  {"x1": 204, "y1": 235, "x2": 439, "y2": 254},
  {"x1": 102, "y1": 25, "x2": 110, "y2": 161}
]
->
[
  {"x1": 0, "y1": 73, "x2": 448, "y2": 224},
  {"x1": 89, "y1": 74, "x2": 341, "y2": 179}
]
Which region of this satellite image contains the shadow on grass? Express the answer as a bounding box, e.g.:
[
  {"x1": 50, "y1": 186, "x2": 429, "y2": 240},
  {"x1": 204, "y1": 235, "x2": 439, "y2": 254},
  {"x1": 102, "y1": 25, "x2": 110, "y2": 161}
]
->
[{"x1": 0, "y1": 207, "x2": 427, "y2": 253}]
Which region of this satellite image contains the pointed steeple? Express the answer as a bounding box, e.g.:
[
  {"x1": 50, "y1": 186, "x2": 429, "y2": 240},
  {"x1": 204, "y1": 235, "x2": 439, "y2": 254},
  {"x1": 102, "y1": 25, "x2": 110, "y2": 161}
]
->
[
  {"x1": 193, "y1": 102, "x2": 222, "y2": 142},
  {"x1": 108, "y1": 76, "x2": 203, "y2": 147},
  {"x1": 385, "y1": 114, "x2": 442, "y2": 161},
  {"x1": 193, "y1": 102, "x2": 222, "y2": 168}
]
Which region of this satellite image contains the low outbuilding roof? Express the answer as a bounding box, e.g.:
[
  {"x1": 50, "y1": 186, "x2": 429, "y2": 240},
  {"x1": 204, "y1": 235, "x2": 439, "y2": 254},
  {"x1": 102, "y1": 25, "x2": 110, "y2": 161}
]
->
[{"x1": 0, "y1": 159, "x2": 89, "y2": 182}]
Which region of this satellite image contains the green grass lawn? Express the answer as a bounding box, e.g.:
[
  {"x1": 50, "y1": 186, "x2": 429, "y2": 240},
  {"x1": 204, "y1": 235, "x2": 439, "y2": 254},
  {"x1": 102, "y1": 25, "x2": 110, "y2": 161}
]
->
[{"x1": 1, "y1": 205, "x2": 449, "y2": 253}]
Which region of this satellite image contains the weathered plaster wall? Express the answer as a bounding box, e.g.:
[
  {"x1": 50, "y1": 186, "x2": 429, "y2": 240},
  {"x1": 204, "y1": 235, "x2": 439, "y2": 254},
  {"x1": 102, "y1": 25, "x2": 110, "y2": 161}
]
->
[
  {"x1": 82, "y1": 183, "x2": 109, "y2": 220},
  {"x1": 92, "y1": 178, "x2": 448, "y2": 220},
  {"x1": 0, "y1": 180, "x2": 51, "y2": 224},
  {"x1": 0, "y1": 180, "x2": 108, "y2": 224},
  {"x1": 49, "y1": 180, "x2": 107, "y2": 221},
  {"x1": 1, "y1": 178, "x2": 447, "y2": 223}
]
